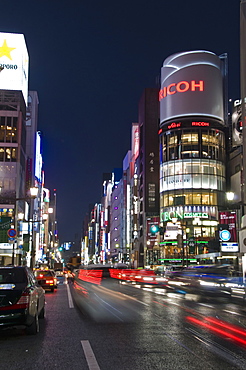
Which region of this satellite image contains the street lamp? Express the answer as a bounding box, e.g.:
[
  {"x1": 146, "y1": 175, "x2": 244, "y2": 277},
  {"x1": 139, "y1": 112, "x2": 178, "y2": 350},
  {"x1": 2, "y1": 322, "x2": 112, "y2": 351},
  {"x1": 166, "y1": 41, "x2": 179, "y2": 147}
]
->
[{"x1": 10, "y1": 187, "x2": 38, "y2": 266}]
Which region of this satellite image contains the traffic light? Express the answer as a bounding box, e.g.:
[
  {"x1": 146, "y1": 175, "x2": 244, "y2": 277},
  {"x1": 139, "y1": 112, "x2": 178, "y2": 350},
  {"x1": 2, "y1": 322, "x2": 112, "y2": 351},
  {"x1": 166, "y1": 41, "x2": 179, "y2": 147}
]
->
[
  {"x1": 58, "y1": 246, "x2": 63, "y2": 252},
  {"x1": 150, "y1": 224, "x2": 159, "y2": 234}
]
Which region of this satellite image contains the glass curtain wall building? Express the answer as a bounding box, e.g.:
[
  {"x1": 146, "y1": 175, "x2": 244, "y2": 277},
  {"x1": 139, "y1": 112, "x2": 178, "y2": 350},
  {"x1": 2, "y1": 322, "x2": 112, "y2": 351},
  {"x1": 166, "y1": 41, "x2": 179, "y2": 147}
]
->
[{"x1": 159, "y1": 50, "x2": 228, "y2": 262}]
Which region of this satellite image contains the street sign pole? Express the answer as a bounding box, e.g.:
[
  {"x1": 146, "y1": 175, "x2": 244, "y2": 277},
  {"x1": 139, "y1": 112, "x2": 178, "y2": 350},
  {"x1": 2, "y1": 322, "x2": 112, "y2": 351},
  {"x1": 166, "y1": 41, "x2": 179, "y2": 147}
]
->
[{"x1": 8, "y1": 228, "x2": 17, "y2": 265}]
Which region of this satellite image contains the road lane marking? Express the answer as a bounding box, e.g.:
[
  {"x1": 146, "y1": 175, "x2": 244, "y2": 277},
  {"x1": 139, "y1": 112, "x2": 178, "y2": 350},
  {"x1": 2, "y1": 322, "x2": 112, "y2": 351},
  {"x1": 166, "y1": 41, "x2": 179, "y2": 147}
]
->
[
  {"x1": 66, "y1": 283, "x2": 74, "y2": 308},
  {"x1": 81, "y1": 340, "x2": 100, "y2": 370}
]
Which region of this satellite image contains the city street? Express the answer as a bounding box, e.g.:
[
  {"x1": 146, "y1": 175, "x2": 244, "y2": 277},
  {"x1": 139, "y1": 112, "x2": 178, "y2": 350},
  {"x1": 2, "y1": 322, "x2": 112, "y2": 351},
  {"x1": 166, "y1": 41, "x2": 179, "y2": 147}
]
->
[{"x1": 1, "y1": 277, "x2": 246, "y2": 369}]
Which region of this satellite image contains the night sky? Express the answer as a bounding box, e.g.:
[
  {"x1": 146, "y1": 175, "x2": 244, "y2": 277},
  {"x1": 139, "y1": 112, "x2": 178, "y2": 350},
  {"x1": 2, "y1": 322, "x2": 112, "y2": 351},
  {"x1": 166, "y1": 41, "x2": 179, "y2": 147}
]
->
[{"x1": 0, "y1": 0, "x2": 241, "y2": 243}]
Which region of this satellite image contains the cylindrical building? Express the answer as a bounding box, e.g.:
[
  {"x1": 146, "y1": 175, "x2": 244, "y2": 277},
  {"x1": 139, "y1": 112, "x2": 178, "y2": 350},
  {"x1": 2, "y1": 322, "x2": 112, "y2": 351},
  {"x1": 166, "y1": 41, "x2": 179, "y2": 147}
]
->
[{"x1": 159, "y1": 50, "x2": 228, "y2": 264}]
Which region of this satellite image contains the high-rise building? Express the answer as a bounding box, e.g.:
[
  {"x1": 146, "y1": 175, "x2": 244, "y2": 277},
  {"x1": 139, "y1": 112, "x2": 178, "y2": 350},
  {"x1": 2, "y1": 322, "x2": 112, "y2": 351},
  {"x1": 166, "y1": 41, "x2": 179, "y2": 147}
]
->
[
  {"x1": 134, "y1": 88, "x2": 160, "y2": 267},
  {"x1": 0, "y1": 32, "x2": 42, "y2": 266},
  {"x1": 159, "y1": 50, "x2": 228, "y2": 264}
]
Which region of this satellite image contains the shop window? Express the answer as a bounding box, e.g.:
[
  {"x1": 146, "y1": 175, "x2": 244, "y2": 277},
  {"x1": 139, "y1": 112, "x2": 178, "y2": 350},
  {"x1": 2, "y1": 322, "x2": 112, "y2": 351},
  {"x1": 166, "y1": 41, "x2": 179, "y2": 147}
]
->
[
  {"x1": 173, "y1": 195, "x2": 185, "y2": 206},
  {"x1": 0, "y1": 148, "x2": 4, "y2": 161},
  {"x1": 193, "y1": 193, "x2": 201, "y2": 204},
  {"x1": 202, "y1": 193, "x2": 210, "y2": 205},
  {"x1": 168, "y1": 134, "x2": 177, "y2": 146}
]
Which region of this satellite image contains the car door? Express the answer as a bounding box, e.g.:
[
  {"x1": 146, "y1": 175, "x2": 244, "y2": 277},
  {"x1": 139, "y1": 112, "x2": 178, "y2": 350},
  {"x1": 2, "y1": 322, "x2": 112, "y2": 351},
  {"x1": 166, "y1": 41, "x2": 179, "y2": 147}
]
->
[{"x1": 27, "y1": 269, "x2": 45, "y2": 316}]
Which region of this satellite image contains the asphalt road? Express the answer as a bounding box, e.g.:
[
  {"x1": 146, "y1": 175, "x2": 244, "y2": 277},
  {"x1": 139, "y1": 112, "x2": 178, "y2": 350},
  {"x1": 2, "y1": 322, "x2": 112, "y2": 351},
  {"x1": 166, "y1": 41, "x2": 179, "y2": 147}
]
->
[{"x1": 1, "y1": 277, "x2": 246, "y2": 369}]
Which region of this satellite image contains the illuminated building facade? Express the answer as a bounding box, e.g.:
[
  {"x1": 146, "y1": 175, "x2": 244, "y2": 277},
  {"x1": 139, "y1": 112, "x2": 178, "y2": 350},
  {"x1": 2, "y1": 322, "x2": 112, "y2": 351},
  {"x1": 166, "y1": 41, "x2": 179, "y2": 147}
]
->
[
  {"x1": 159, "y1": 51, "x2": 228, "y2": 262},
  {"x1": 134, "y1": 88, "x2": 160, "y2": 267},
  {"x1": 110, "y1": 171, "x2": 123, "y2": 262}
]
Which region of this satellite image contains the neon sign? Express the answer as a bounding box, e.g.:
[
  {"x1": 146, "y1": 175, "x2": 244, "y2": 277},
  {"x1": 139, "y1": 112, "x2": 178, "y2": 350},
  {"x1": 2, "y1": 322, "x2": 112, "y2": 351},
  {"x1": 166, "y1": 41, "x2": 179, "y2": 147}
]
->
[
  {"x1": 167, "y1": 122, "x2": 181, "y2": 129},
  {"x1": 159, "y1": 80, "x2": 204, "y2": 101},
  {"x1": 192, "y1": 121, "x2": 210, "y2": 126},
  {"x1": 162, "y1": 211, "x2": 208, "y2": 222}
]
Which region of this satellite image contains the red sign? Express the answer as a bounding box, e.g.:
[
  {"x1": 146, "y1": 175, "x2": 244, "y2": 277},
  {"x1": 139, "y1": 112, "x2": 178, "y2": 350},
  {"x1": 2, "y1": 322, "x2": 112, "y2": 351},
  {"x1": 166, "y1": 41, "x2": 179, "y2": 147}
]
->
[
  {"x1": 219, "y1": 211, "x2": 237, "y2": 242},
  {"x1": 7, "y1": 228, "x2": 17, "y2": 238},
  {"x1": 167, "y1": 122, "x2": 181, "y2": 129},
  {"x1": 159, "y1": 80, "x2": 204, "y2": 101},
  {"x1": 192, "y1": 121, "x2": 210, "y2": 126}
]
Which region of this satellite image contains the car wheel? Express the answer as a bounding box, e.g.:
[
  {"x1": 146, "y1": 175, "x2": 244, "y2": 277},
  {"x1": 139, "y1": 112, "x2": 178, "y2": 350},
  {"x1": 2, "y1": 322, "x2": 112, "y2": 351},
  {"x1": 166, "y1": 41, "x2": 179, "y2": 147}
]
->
[
  {"x1": 39, "y1": 305, "x2": 45, "y2": 319},
  {"x1": 26, "y1": 313, "x2": 39, "y2": 335}
]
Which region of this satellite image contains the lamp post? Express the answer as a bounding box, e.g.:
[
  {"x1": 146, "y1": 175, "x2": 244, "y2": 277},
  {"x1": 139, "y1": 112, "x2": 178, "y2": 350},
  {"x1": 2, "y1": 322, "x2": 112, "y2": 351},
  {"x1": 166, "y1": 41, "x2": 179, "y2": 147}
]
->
[{"x1": 9, "y1": 187, "x2": 39, "y2": 266}]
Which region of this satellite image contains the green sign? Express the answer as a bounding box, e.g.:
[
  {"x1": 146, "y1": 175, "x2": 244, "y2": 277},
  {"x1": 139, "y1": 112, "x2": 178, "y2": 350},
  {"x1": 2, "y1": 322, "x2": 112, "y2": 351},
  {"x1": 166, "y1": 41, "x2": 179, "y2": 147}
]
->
[{"x1": 0, "y1": 217, "x2": 12, "y2": 243}]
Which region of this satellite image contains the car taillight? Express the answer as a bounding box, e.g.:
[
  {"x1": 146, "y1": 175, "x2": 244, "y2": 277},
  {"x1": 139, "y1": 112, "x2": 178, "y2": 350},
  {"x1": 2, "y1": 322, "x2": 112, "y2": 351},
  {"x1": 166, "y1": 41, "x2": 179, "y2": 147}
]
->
[
  {"x1": 17, "y1": 292, "x2": 29, "y2": 308},
  {"x1": 46, "y1": 279, "x2": 54, "y2": 285}
]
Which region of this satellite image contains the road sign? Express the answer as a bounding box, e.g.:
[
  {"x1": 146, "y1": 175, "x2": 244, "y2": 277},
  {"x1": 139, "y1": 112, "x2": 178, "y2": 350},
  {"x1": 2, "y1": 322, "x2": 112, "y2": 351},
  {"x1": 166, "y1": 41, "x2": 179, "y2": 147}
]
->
[
  {"x1": 219, "y1": 229, "x2": 231, "y2": 242},
  {"x1": 7, "y1": 228, "x2": 17, "y2": 238}
]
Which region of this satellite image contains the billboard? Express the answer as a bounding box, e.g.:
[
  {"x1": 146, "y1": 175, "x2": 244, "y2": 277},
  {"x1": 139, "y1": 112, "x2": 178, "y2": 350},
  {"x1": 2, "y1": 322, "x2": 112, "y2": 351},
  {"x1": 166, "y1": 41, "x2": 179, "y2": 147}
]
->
[
  {"x1": 160, "y1": 50, "x2": 224, "y2": 124},
  {"x1": 0, "y1": 32, "x2": 29, "y2": 105},
  {"x1": 231, "y1": 100, "x2": 243, "y2": 147},
  {"x1": 131, "y1": 123, "x2": 140, "y2": 162},
  {"x1": 35, "y1": 132, "x2": 42, "y2": 183},
  {"x1": 219, "y1": 211, "x2": 237, "y2": 243}
]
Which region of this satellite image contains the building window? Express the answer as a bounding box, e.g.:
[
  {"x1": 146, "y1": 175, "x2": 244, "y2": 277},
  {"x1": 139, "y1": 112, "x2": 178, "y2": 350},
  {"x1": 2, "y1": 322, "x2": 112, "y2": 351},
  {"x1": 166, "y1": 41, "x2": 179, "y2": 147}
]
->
[
  {"x1": 0, "y1": 116, "x2": 18, "y2": 143},
  {"x1": 0, "y1": 147, "x2": 17, "y2": 162}
]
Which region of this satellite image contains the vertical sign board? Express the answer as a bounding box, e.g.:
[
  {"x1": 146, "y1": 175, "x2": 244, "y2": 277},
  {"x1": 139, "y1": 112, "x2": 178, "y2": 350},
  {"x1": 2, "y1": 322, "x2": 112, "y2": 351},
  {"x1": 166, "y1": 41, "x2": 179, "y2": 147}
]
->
[
  {"x1": 219, "y1": 211, "x2": 237, "y2": 242},
  {"x1": 0, "y1": 32, "x2": 29, "y2": 105},
  {"x1": 147, "y1": 217, "x2": 160, "y2": 245}
]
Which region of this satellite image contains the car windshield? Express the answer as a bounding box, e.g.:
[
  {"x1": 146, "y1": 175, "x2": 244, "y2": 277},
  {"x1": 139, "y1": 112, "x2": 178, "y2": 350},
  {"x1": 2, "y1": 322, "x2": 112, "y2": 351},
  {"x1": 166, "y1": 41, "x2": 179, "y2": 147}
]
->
[{"x1": 0, "y1": 268, "x2": 27, "y2": 284}]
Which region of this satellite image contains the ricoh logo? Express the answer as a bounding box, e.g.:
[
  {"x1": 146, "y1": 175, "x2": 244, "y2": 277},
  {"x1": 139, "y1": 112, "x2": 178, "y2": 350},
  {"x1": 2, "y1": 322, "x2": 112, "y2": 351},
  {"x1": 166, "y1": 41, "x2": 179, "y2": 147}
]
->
[{"x1": 159, "y1": 80, "x2": 204, "y2": 101}]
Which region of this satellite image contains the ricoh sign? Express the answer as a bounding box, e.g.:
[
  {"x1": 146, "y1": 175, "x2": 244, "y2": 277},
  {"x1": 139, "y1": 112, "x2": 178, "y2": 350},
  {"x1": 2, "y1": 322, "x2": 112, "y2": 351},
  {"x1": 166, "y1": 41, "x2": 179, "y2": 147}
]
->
[{"x1": 160, "y1": 50, "x2": 224, "y2": 124}]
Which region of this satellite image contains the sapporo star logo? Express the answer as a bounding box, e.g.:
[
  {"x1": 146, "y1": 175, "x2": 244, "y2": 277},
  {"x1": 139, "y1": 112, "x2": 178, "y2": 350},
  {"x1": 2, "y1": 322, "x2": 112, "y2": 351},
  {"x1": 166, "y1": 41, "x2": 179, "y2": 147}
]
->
[{"x1": 0, "y1": 39, "x2": 16, "y2": 60}]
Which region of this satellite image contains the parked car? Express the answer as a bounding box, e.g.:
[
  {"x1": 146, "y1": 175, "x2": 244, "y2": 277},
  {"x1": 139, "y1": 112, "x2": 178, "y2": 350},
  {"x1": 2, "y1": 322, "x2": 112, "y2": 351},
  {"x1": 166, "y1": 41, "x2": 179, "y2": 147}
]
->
[
  {"x1": 34, "y1": 269, "x2": 57, "y2": 292},
  {"x1": 0, "y1": 266, "x2": 45, "y2": 335}
]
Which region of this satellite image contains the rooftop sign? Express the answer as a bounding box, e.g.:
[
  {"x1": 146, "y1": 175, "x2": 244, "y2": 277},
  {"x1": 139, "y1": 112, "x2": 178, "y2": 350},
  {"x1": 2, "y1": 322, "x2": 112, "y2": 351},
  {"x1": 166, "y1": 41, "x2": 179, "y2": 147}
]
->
[
  {"x1": 160, "y1": 50, "x2": 224, "y2": 124},
  {"x1": 0, "y1": 32, "x2": 29, "y2": 105}
]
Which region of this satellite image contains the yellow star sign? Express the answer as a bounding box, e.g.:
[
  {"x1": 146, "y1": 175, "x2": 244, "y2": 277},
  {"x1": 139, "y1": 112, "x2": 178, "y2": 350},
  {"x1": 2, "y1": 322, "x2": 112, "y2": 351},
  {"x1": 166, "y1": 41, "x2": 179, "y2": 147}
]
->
[{"x1": 0, "y1": 39, "x2": 16, "y2": 60}]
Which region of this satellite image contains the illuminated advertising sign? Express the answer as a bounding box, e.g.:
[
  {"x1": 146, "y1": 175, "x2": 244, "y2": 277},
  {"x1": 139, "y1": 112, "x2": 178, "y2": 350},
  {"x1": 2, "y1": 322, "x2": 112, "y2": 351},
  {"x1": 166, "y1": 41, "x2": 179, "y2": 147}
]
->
[
  {"x1": 161, "y1": 206, "x2": 217, "y2": 222},
  {"x1": 147, "y1": 217, "x2": 160, "y2": 242},
  {"x1": 160, "y1": 50, "x2": 224, "y2": 124},
  {"x1": 219, "y1": 211, "x2": 237, "y2": 242},
  {"x1": 232, "y1": 100, "x2": 243, "y2": 147},
  {"x1": 159, "y1": 118, "x2": 222, "y2": 133},
  {"x1": 43, "y1": 188, "x2": 50, "y2": 202},
  {"x1": 0, "y1": 32, "x2": 29, "y2": 105},
  {"x1": 131, "y1": 123, "x2": 140, "y2": 161},
  {"x1": 221, "y1": 243, "x2": 239, "y2": 253},
  {"x1": 35, "y1": 132, "x2": 42, "y2": 183}
]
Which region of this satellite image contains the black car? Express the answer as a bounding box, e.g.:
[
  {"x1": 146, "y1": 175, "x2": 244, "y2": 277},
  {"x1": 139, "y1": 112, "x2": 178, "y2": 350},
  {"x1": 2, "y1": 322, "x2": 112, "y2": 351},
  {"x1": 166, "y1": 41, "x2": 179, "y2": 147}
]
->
[{"x1": 0, "y1": 266, "x2": 45, "y2": 335}]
